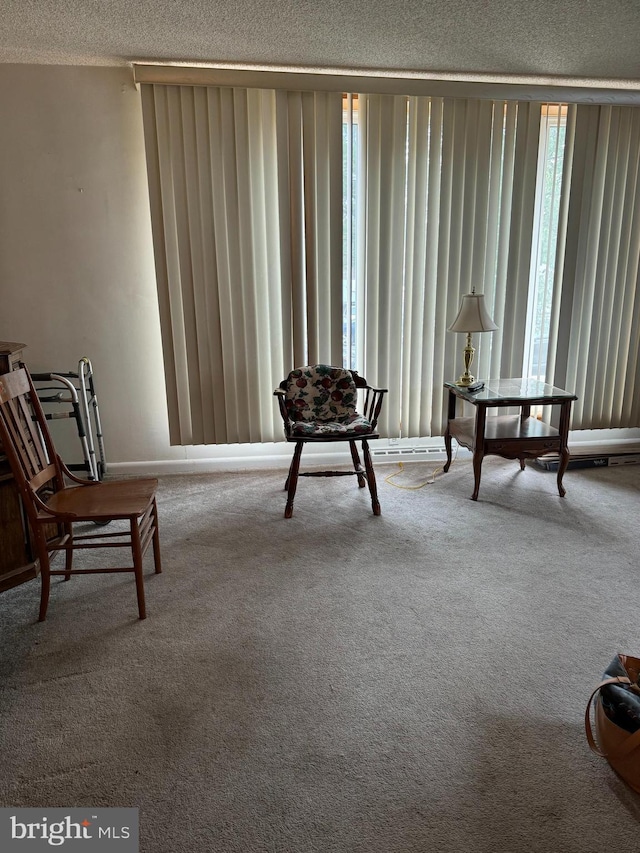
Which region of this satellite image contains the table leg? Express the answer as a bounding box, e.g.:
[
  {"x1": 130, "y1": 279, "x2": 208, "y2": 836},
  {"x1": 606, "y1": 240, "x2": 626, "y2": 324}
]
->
[
  {"x1": 556, "y1": 400, "x2": 572, "y2": 497},
  {"x1": 443, "y1": 429, "x2": 452, "y2": 472},
  {"x1": 443, "y1": 389, "x2": 456, "y2": 473},
  {"x1": 518, "y1": 405, "x2": 530, "y2": 472},
  {"x1": 557, "y1": 449, "x2": 570, "y2": 497},
  {"x1": 471, "y1": 404, "x2": 487, "y2": 501}
]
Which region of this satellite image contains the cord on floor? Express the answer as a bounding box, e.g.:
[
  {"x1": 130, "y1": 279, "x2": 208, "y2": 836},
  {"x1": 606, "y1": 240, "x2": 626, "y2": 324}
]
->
[{"x1": 383, "y1": 444, "x2": 458, "y2": 490}]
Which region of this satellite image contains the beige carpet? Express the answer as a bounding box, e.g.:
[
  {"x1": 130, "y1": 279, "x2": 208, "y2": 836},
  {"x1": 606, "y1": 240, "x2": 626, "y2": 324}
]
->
[{"x1": 1, "y1": 456, "x2": 640, "y2": 852}]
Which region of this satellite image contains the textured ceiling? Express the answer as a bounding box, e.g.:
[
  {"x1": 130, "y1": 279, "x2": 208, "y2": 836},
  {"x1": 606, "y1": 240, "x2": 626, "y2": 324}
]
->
[{"x1": 1, "y1": 0, "x2": 640, "y2": 87}]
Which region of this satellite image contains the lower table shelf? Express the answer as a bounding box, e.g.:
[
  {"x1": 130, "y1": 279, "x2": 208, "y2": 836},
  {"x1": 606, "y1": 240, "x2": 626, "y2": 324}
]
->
[{"x1": 449, "y1": 414, "x2": 562, "y2": 459}]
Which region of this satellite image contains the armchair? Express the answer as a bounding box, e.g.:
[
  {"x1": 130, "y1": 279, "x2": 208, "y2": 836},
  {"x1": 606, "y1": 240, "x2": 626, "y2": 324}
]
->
[{"x1": 274, "y1": 365, "x2": 387, "y2": 518}]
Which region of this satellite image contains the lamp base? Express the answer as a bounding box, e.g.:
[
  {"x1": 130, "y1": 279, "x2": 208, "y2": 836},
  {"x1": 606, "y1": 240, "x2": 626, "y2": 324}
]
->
[
  {"x1": 455, "y1": 334, "x2": 477, "y2": 389},
  {"x1": 456, "y1": 374, "x2": 476, "y2": 387}
]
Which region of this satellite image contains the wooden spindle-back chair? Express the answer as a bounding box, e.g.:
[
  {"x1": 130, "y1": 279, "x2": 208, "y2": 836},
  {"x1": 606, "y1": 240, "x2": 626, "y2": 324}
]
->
[
  {"x1": 274, "y1": 365, "x2": 387, "y2": 518},
  {"x1": 0, "y1": 367, "x2": 162, "y2": 621}
]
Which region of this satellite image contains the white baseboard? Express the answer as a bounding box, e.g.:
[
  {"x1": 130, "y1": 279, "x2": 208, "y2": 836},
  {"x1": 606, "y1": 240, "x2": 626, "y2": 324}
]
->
[
  {"x1": 108, "y1": 437, "x2": 460, "y2": 476},
  {"x1": 106, "y1": 428, "x2": 640, "y2": 476}
]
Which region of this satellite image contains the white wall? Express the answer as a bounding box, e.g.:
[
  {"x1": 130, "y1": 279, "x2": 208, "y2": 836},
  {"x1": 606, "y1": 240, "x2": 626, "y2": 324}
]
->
[
  {"x1": 0, "y1": 66, "x2": 165, "y2": 460},
  {"x1": 0, "y1": 65, "x2": 301, "y2": 472},
  {"x1": 0, "y1": 64, "x2": 401, "y2": 476}
]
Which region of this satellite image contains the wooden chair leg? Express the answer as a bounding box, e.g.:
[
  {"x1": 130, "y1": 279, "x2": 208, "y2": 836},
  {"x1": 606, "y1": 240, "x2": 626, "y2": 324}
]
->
[
  {"x1": 362, "y1": 439, "x2": 381, "y2": 516},
  {"x1": 285, "y1": 442, "x2": 303, "y2": 518},
  {"x1": 284, "y1": 453, "x2": 296, "y2": 491},
  {"x1": 349, "y1": 440, "x2": 366, "y2": 487},
  {"x1": 63, "y1": 522, "x2": 73, "y2": 580},
  {"x1": 35, "y1": 530, "x2": 52, "y2": 622},
  {"x1": 131, "y1": 519, "x2": 147, "y2": 620},
  {"x1": 152, "y1": 499, "x2": 162, "y2": 574},
  {"x1": 38, "y1": 567, "x2": 51, "y2": 622}
]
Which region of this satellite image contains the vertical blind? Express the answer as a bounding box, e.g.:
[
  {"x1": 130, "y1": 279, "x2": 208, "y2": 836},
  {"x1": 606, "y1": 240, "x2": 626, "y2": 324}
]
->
[
  {"x1": 139, "y1": 75, "x2": 640, "y2": 445},
  {"x1": 552, "y1": 104, "x2": 640, "y2": 429},
  {"x1": 140, "y1": 83, "x2": 343, "y2": 444},
  {"x1": 353, "y1": 95, "x2": 541, "y2": 437}
]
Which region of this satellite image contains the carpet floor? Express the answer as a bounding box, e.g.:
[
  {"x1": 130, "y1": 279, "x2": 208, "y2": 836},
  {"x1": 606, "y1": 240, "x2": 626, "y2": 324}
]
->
[{"x1": 1, "y1": 456, "x2": 639, "y2": 852}]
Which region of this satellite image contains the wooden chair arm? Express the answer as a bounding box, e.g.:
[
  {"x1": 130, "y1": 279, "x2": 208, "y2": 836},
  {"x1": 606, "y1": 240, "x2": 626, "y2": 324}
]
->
[
  {"x1": 361, "y1": 386, "x2": 388, "y2": 430},
  {"x1": 273, "y1": 388, "x2": 293, "y2": 437},
  {"x1": 58, "y1": 454, "x2": 101, "y2": 485},
  {"x1": 31, "y1": 459, "x2": 103, "y2": 522}
]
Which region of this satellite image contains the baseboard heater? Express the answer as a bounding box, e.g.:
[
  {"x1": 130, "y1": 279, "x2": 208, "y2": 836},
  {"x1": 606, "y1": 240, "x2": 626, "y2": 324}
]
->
[
  {"x1": 372, "y1": 445, "x2": 447, "y2": 459},
  {"x1": 536, "y1": 453, "x2": 640, "y2": 471}
]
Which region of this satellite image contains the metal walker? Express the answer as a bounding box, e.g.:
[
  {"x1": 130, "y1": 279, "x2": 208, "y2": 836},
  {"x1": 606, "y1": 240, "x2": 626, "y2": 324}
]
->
[{"x1": 31, "y1": 357, "x2": 107, "y2": 481}]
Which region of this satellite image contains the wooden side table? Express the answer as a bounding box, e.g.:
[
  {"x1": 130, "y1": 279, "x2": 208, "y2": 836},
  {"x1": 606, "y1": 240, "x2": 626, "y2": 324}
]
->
[
  {"x1": 443, "y1": 378, "x2": 578, "y2": 501},
  {"x1": 0, "y1": 341, "x2": 40, "y2": 592}
]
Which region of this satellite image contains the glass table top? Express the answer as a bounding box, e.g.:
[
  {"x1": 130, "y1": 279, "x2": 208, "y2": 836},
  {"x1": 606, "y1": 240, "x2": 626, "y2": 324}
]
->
[{"x1": 444, "y1": 378, "x2": 578, "y2": 404}]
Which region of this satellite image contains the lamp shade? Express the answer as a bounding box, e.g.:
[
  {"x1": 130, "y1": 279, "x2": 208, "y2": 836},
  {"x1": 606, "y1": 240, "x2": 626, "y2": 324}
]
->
[{"x1": 448, "y1": 292, "x2": 498, "y2": 333}]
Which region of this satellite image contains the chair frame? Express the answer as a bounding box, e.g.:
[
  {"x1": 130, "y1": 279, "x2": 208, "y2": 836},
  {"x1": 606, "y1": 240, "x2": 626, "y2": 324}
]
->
[
  {"x1": 274, "y1": 369, "x2": 387, "y2": 518},
  {"x1": 0, "y1": 367, "x2": 161, "y2": 621}
]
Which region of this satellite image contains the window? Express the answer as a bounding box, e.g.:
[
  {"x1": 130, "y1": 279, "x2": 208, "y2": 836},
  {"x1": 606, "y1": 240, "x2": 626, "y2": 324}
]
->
[
  {"x1": 342, "y1": 93, "x2": 359, "y2": 369},
  {"x1": 138, "y1": 66, "x2": 640, "y2": 444},
  {"x1": 342, "y1": 101, "x2": 571, "y2": 389},
  {"x1": 524, "y1": 104, "x2": 568, "y2": 380},
  {"x1": 341, "y1": 95, "x2": 548, "y2": 437}
]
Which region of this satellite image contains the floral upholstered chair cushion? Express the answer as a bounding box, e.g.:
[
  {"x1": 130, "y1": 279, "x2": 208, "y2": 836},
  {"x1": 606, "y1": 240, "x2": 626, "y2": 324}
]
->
[{"x1": 283, "y1": 365, "x2": 373, "y2": 436}]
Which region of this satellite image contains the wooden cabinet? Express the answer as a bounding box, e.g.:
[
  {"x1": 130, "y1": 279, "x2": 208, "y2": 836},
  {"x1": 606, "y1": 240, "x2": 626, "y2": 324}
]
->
[
  {"x1": 0, "y1": 341, "x2": 26, "y2": 375},
  {"x1": 0, "y1": 341, "x2": 39, "y2": 592}
]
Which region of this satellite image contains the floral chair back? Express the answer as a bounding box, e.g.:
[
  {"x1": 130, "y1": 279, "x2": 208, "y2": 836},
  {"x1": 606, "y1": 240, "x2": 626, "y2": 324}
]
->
[{"x1": 280, "y1": 365, "x2": 373, "y2": 437}]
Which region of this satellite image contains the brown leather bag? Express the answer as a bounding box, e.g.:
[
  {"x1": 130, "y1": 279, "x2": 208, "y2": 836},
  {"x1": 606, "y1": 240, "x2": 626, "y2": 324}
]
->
[{"x1": 585, "y1": 654, "x2": 640, "y2": 793}]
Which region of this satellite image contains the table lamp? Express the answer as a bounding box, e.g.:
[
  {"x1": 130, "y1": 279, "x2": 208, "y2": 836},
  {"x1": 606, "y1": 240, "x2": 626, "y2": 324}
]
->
[{"x1": 448, "y1": 288, "x2": 498, "y2": 388}]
